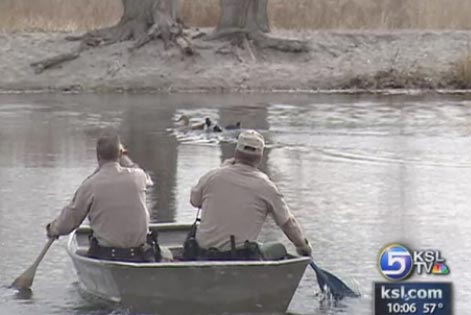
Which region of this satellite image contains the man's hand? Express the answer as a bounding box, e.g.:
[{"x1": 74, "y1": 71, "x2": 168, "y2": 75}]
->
[
  {"x1": 119, "y1": 154, "x2": 136, "y2": 168},
  {"x1": 119, "y1": 143, "x2": 139, "y2": 168},
  {"x1": 296, "y1": 238, "x2": 312, "y2": 257},
  {"x1": 46, "y1": 223, "x2": 59, "y2": 239}
]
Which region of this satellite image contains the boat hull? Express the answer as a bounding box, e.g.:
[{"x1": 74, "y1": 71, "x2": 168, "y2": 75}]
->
[{"x1": 68, "y1": 223, "x2": 310, "y2": 313}]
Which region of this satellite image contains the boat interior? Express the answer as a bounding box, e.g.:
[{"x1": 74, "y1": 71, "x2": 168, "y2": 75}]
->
[
  {"x1": 73, "y1": 223, "x2": 192, "y2": 261},
  {"x1": 71, "y1": 223, "x2": 299, "y2": 263}
]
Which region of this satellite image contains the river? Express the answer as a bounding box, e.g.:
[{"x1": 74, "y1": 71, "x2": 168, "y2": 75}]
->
[{"x1": 0, "y1": 93, "x2": 469, "y2": 315}]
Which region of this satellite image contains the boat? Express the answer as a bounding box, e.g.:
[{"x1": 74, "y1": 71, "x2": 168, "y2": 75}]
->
[{"x1": 67, "y1": 223, "x2": 311, "y2": 313}]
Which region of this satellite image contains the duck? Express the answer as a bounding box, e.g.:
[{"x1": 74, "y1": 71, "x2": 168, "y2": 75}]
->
[
  {"x1": 176, "y1": 115, "x2": 206, "y2": 130},
  {"x1": 225, "y1": 121, "x2": 241, "y2": 130},
  {"x1": 204, "y1": 117, "x2": 223, "y2": 132}
]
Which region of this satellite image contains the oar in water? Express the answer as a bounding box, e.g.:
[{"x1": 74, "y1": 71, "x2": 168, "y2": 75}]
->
[
  {"x1": 10, "y1": 238, "x2": 55, "y2": 290},
  {"x1": 310, "y1": 260, "x2": 360, "y2": 300}
]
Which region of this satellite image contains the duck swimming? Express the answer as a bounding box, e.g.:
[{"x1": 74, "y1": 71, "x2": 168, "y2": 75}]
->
[
  {"x1": 205, "y1": 117, "x2": 223, "y2": 132},
  {"x1": 225, "y1": 121, "x2": 241, "y2": 130},
  {"x1": 176, "y1": 115, "x2": 206, "y2": 130}
]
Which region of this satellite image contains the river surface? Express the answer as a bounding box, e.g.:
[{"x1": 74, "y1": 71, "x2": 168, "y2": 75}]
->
[{"x1": 0, "y1": 93, "x2": 470, "y2": 315}]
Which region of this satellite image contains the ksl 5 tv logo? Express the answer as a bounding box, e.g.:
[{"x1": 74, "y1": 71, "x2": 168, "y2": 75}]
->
[{"x1": 378, "y1": 243, "x2": 450, "y2": 281}]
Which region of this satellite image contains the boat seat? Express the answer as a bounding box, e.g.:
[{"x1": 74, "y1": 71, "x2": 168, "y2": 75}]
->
[{"x1": 169, "y1": 247, "x2": 183, "y2": 257}]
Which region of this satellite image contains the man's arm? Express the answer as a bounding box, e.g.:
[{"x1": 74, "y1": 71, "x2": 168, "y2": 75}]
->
[
  {"x1": 281, "y1": 216, "x2": 312, "y2": 256},
  {"x1": 47, "y1": 183, "x2": 94, "y2": 237},
  {"x1": 266, "y1": 181, "x2": 312, "y2": 256},
  {"x1": 119, "y1": 154, "x2": 136, "y2": 168},
  {"x1": 190, "y1": 171, "x2": 214, "y2": 208},
  {"x1": 190, "y1": 179, "x2": 204, "y2": 208},
  {"x1": 119, "y1": 151, "x2": 154, "y2": 187}
]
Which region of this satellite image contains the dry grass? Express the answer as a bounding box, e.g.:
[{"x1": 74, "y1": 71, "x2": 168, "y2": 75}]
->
[
  {"x1": 2, "y1": 0, "x2": 471, "y2": 32},
  {"x1": 0, "y1": 0, "x2": 122, "y2": 32},
  {"x1": 340, "y1": 68, "x2": 438, "y2": 90},
  {"x1": 181, "y1": 0, "x2": 220, "y2": 28},
  {"x1": 269, "y1": 0, "x2": 471, "y2": 30}
]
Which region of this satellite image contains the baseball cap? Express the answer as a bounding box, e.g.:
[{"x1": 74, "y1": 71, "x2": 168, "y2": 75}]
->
[{"x1": 236, "y1": 130, "x2": 265, "y2": 155}]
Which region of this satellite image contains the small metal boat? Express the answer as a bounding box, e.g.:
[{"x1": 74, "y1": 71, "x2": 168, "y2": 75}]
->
[{"x1": 67, "y1": 223, "x2": 310, "y2": 313}]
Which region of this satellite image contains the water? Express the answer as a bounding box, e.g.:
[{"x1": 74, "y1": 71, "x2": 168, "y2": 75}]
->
[{"x1": 0, "y1": 93, "x2": 470, "y2": 315}]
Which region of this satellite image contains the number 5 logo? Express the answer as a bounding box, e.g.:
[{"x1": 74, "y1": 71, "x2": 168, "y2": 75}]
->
[{"x1": 378, "y1": 244, "x2": 414, "y2": 281}]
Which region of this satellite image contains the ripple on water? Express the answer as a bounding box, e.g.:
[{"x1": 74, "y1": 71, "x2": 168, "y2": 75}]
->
[{"x1": 1, "y1": 94, "x2": 471, "y2": 315}]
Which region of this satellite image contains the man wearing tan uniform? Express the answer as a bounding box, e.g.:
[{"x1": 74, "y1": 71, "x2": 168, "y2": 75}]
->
[
  {"x1": 190, "y1": 130, "x2": 312, "y2": 260},
  {"x1": 46, "y1": 132, "x2": 156, "y2": 262}
]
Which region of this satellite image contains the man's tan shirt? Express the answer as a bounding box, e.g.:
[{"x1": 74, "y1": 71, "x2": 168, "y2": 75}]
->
[
  {"x1": 191, "y1": 163, "x2": 292, "y2": 251},
  {"x1": 50, "y1": 162, "x2": 152, "y2": 248}
]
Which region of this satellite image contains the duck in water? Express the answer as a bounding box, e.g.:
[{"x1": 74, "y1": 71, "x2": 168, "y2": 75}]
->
[
  {"x1": 205, "y1": 117, "x2": 223, "y2": 132},
  {"x1": 225, "y1": 121, "x2": 241, "y2": 130},
  {"x1": 176, "y1": 115, "x2": 206, "y2": 130},
  {"x1": 205, "y1": 119, "x2": 241, "y2": 132}
]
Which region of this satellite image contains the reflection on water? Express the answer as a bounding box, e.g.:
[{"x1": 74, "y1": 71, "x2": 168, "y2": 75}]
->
[{"x1": 0, "y1": 93, "x2": 471, "y2": 315}]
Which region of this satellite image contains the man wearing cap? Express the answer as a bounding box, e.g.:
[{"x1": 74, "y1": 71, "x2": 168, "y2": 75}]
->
[
  {"x1": 189, "y1": 130, "x2": 312, "y2": 261},
  {"x1": 46, "y1": 132, "x2": 157, "y2": 262}
]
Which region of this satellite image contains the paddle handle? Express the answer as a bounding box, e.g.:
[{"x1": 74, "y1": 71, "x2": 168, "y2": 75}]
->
[{"x1": 31, "y1": 237, "x2": 55, "y2": 269}]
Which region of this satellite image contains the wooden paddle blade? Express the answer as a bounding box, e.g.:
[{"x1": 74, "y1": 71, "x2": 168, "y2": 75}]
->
[
  {"x1": 321, "y1": 268, "x2": 361, "y2": 298},
  {"x1": 10, "y1": 266, "x2": 36, "y2": 290},
  {"x1": 309, "y1": 262, "x2": 326, "y2": 292},
  {"x1": 10, "y1": 238, "x2": 55, "y2": 290},
  {"x1": 310, "y1": 261, "x2": 360, "y2": 300}
]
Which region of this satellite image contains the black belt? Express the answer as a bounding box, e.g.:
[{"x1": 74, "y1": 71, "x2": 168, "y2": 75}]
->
[
  {"x1": 88, "y1": 237, "x2": 155, "y2": 262},
  {"x1": 198, "y1": 247, "x2": 261, "y2": 261},
  {"x1": 94, "y1": 244, "x2": 144, "y2": 258},
  {"x1": 89, "y1": 244, "x2": 146, "y2": 261}
]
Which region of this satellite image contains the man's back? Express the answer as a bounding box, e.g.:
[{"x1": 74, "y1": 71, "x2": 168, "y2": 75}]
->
[
  {"x1": 49, "y1": 161, "x2": 150, "y2": 248},
  {"x1": 85, "y1": 162, "x2": 150, "y2": 248},
  {"x1": 192, "y1": 163, "x2": 290, "y2": 251}
]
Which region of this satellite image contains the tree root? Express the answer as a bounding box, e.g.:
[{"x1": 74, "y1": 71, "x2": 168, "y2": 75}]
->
[
  {"x1": 242, "y1": 37, "x2": 256, "y2": 62},
  {"x1": 31, "y1": 50, "x2": 81, "y2": 74},
  {"x1": 250, "y1": 32, "x2": 309, "y2": 53},
  {"x1": 206, "y1": 29, "x2": 310, "y2": 54},
  {"x1": 175, "y1": 36, "x2": 194, "y2": 55},
  {"x1": 30, "y1": 0, "x2": 195, "y2": 74},
  {"x1": 215, "y1": 43, "x2": 244, "y2": 63},
  {"x1": 206, "y1": 0, "x2": 308, "y2": 55},
  {"x1": 203, "y1": 28, "x2": 251, "y2": 41}
]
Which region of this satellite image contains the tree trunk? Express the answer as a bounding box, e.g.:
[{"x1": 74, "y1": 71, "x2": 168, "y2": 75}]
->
[
  {"x1": 207, "y1": 0, "x2": 309, "y2": 54},
  {"x1": 32, "y1": 0, "x2": 192, "y2": 74},
  {"x1": 216, "y1": 0, "x2": 269, "y2": 33}
]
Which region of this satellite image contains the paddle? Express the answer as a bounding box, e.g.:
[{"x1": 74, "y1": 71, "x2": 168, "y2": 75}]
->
[
  {"x1": 10, "y1": 237, "x2": 55, "y2": 290},
  {"x1": 309, "y1": 260, "x2": 360, "y2": 300}
]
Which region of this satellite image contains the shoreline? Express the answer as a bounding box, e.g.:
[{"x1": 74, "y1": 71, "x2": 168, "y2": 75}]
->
[
  {"x1": 2, "y1": 87, "x2": 471, "y2": 96},
  {"x1": 2, "y1": 30, "x2": 471, "y2": 95}
]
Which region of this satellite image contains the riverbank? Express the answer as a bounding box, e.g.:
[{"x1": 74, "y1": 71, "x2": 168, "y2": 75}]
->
[{"x1": 2, "y1": 30, "x2": 471, "y2": 93}]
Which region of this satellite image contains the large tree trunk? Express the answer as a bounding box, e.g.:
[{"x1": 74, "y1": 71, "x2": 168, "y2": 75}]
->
[
  {"x1": 32, "y1": 0, "x2": 192, "y2": 74},
  {"x1": 207, "y1": 0, "x2": 308, "y2": 54},
  {"x1": 217, "y1": 0, "x2": 270, "y2": 33}
]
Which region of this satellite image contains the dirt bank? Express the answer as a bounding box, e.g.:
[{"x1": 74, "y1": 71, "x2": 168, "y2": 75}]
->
[{"x1": 2, "y1": 30, "x2": 471, "y2": 93}]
